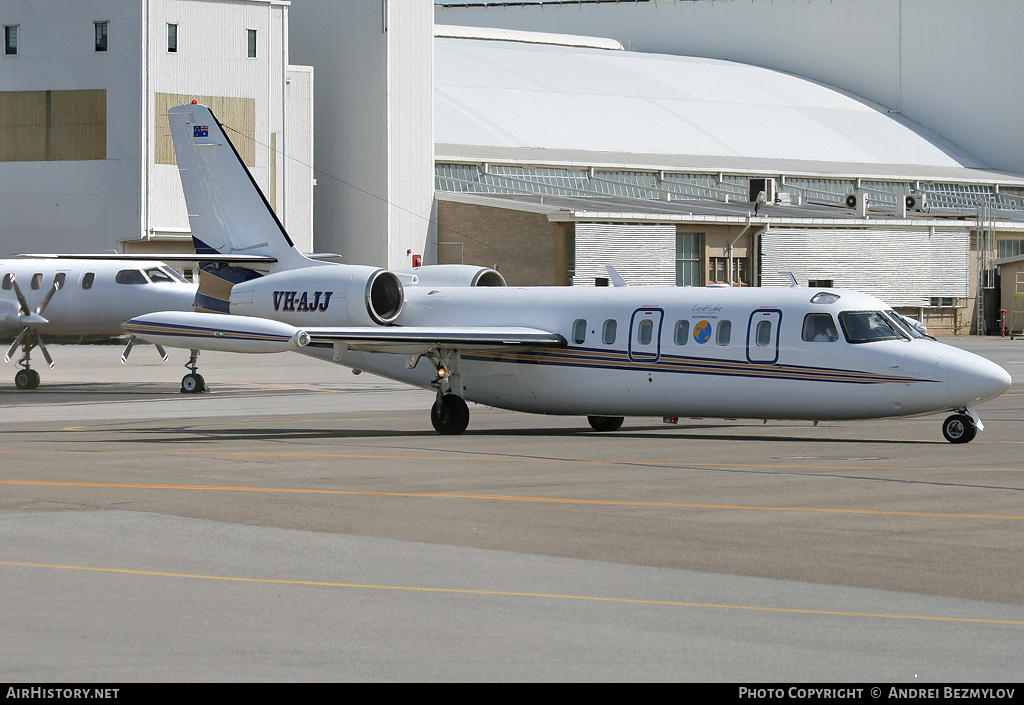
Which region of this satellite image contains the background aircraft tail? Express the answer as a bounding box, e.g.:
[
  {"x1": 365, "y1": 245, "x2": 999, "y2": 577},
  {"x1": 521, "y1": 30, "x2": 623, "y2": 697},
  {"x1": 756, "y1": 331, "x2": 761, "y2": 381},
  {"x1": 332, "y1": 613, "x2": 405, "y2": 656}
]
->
[{"x1": 168, "y1": 103, "x2": 311, "y2": 272}]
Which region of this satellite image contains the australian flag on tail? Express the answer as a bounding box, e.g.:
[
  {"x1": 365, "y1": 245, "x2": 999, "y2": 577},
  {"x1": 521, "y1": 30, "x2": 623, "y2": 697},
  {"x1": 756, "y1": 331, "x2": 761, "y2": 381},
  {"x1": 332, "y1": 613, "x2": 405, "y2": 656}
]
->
[{"x1": 194, "y1": 125, "x2": 209, "y2": 137}]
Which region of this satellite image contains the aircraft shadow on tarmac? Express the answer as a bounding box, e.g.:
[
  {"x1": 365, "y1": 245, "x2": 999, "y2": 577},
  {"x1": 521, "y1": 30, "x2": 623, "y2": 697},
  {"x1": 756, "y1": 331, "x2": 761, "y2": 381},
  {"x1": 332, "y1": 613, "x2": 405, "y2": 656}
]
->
[{"x1": 24, "y1": 422, "x2": 939, "y2": 445}]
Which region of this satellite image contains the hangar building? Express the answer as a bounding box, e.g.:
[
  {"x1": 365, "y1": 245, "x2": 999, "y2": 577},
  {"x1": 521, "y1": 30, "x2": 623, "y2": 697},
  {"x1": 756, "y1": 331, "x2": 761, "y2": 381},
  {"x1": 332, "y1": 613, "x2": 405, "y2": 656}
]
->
[
  {"x1": 424, "y1": 0, "x2": 1024, "y2": 334},
  {"x1": 0, "y1": 0, "x2": 314, "y2": 260}
]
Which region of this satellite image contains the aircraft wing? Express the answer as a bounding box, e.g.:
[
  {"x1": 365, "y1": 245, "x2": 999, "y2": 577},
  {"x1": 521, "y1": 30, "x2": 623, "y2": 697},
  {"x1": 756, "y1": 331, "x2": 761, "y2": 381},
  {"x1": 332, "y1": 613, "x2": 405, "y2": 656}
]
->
[{"x1": 304, "y1": 326, "x2": 567, "y2": 355}]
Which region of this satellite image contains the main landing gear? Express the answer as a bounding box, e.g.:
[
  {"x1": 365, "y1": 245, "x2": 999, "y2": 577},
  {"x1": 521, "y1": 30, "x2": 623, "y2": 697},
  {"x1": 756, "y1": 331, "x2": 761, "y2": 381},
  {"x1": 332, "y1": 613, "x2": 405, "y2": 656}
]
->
[
  {"x1": 588, "y1": 415, "x2": 624, "y2": 432},
  {"x1": 425, "y1": 347, "x2": 469, "y2": 434},
  {"x1": 942, "y1": 412, "x2": 978, "y2": 444},
  {"x1": 431, "y1": 394, "x2": 470, "y2": 435},
  {"x1": 180, "y1": 349, "x2": 206, "y2": 394}
]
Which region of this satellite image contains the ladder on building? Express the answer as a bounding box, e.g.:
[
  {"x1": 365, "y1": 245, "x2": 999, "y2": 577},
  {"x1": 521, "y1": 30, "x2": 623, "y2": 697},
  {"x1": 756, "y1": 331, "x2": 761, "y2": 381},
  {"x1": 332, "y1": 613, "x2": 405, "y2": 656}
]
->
[
  {"x1": 976, "y1": 201, "x2": 997, "y2": 335},
  {"x1": 1009, "y1": 272, "x2": 1024, "y2": 339}
]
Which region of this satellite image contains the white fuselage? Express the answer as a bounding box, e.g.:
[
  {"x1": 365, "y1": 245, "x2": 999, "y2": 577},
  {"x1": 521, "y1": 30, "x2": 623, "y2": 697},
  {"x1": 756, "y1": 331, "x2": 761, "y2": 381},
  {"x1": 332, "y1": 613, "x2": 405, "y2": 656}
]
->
[
  {"x1": 295, "y1": 284, "x2": 1009, "y2": 421},
  {"x1": 0, "y1": 260, "x2": 197, "y2": 341}
]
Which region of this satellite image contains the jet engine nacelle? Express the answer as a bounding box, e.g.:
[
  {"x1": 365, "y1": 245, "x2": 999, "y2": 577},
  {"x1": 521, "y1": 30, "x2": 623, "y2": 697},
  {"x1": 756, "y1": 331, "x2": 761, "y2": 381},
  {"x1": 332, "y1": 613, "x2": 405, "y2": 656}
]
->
[
  {"x1": 229, "y1": 264, "x2": 404, "y2": 326},
  {"x1": 395, "y1": 264, "x2": 506, "y2": 288}
]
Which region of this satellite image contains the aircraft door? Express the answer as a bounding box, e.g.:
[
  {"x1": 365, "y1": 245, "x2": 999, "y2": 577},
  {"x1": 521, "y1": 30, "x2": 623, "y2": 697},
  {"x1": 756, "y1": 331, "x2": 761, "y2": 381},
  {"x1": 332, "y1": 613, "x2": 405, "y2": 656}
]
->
[
  {"x1": 628, "y1": 307, "x2": 664, "y2": 363},
  {"x1": 746, "y1": 309, "x2": 782, "y2": 364}
]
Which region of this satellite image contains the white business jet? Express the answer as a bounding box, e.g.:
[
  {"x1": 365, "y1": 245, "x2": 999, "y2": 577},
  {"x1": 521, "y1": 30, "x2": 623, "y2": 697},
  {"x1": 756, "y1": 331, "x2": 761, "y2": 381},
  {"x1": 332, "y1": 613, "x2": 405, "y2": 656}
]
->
[
  {"x1": 0, "y1": 259, "x2": 196, "y2": 389},
  {"x1": 125, "y1": 103, "x2": 1011, "y2": 443}
]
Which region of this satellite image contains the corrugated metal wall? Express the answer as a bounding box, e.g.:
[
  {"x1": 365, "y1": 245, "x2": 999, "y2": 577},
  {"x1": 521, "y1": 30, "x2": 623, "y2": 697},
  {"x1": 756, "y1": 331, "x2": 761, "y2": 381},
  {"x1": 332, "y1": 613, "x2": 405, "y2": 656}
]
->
[
  {"x1": 574, "y1": 223, "x2": 676, "y2": 286},
  {"x1": 761, "y1": 227, "x2": 969, "y2": 307}
]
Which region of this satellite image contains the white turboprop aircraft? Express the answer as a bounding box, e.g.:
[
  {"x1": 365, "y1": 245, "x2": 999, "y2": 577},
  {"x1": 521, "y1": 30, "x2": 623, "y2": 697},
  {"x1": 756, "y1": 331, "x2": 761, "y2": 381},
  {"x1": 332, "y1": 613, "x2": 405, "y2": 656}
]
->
[
  {"x1": 0, "y1": 259, "x2": 197, "y2": 389},
  {"x1": 125, "y1": 103, "x2": 1011, "y2": 443}
]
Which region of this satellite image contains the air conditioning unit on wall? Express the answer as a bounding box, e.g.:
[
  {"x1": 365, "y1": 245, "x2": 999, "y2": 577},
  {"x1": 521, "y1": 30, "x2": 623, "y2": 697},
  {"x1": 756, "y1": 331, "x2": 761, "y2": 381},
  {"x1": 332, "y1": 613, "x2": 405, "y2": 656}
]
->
[
  {"x1": 845, "y1": 193, "x2": 868, "y2": 216},
  {"x1": 906, "y1": 193, "x2": 928, "y2": 211}
]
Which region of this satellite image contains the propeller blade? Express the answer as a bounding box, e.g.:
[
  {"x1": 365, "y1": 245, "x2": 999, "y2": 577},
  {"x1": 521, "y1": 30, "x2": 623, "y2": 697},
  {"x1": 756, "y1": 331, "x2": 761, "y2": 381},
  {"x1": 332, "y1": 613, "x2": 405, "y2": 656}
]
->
[
  {"x1": 35, "y1": 280, "x2": 61, "y2": 315},
  {"x1": 120, "y1": 336, "x2": 136, "y2": 364},
  {"x1": 9, "y1": 275, "x2": 30, "y2": 316},
  {"x1": 5, "y1": 327, "x2": 28, "y2": 363},
  {"x1": 37, "y1": 336, "x2": 54, "y2": 369},
  {"x1": 155, "y1": 344, "x2": 169, "y2": 362}
]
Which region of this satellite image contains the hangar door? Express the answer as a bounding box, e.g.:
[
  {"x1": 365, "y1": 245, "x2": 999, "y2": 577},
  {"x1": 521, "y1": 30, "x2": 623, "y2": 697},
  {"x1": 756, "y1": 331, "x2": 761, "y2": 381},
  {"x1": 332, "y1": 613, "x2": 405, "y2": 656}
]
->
[{"x1": 760, "y1": 227, "x2": 969, "y2": 307}]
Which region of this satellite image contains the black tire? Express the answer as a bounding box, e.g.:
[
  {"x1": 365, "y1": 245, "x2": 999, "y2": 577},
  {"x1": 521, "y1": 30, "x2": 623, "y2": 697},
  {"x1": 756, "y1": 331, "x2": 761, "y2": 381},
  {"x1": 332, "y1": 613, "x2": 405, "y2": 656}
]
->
[
  {"x1": 588, "y1": 415, "x2": 624, "y2": 432},
  {"x1": 14, "y1": 369, "x2": 38, "y2": 390},
  {"x1": 942, "y1": 414, "x2": 977, "y2": 444},
  {"x1": 181, "y1": 373, "x2": 205, "y2": 394},
  {"x1": 431, "y1": 394, "x2": 470, "y2": 435}
]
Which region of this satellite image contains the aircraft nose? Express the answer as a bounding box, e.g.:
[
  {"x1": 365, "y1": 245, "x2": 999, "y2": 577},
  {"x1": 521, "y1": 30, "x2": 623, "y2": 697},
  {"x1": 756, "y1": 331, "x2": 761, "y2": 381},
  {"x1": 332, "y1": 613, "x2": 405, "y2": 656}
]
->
[{"x1": 947, "y1": 352, "x2": 1012, "y2": 405}]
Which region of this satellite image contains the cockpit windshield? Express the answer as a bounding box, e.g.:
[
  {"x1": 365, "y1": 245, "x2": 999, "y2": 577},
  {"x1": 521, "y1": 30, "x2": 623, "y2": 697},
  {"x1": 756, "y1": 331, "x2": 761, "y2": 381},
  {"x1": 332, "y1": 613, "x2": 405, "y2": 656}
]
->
[
  {"x1": 145, "y1": 267, "x2": 178, "y2": 284},
  {"x1": 884, "y1": 310, "x2": 926, "y2": 339},
  {"x1": 838, "y1": 311, "x2": 904, "y2": 344}
]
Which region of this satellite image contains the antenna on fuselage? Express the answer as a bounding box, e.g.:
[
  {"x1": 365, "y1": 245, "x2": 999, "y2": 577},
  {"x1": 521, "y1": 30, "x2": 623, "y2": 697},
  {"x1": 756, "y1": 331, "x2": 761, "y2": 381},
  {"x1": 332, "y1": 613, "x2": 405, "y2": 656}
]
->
[{"x1": 779, "y1": 272, "x2": 800, "y2": 287}]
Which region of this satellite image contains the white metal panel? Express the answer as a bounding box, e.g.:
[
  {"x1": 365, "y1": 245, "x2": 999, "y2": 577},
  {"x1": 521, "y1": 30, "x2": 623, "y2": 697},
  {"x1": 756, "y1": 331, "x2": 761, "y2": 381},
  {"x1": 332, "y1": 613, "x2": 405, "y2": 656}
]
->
[
  {"x1": 573, "y1": 223, "x2": 675, "y2": 287},
  {"x1": 760, "y1": 227, "x2": 970, "y2": 307},
  {"x1": 434, "y1": 36, "x2": 985, "y2": 170}
]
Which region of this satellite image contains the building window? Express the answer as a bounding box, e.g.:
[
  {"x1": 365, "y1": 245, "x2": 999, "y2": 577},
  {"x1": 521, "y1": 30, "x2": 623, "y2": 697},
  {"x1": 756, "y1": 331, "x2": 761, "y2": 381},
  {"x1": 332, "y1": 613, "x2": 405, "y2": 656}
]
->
[
  {"x1": 808, "y1": 279, "x2": 834, "y2": 288},
  {"x1": 4, "y1": 25, "x2": 17, "y2": 55},
  {"x1": 247, "y1": 29, "x2": 256, "y2": 58},
  {"x1": 997, "y1": 240, "x2": 1024, "y2": 259},
  {"x1": 95, "y1": 21, "x2": 108, "y2": 52},
  {"x1": 709, "y1": 257, "x2": 748, "y2": 285},
  {"x1": 676, "y1": 232, "x2": 701, "y2": 286},
  {"x1": 167, "y1": 24, "x2": 177, "y2": 53}
]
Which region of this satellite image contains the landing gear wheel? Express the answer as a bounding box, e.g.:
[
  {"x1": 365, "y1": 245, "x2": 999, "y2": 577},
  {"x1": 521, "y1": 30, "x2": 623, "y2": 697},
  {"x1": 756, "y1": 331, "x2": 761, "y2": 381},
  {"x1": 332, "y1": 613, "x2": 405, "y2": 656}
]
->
[
  {"x1": 431, "y1": 394, "x2": 470, "y2": 435},
  {"x1": 14, "y1": 369, "x2": 39, "y2": 390},
  {"x1": 181, "y1": 373, "x2": 206, "y2": 394},
  {"x1": 588, "y1": 415, "x2": 624, "y2": 432},
  {"x1": 942, "y1": 414, "x2": 977, "y2": 444}
]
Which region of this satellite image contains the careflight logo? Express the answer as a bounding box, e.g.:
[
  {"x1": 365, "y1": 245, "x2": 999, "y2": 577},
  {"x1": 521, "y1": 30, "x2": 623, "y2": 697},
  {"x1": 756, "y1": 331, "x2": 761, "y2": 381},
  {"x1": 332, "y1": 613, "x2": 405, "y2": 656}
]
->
[
  {"x1": 693, "y1": 320, "x2": 712, "y2": 344},
  {"x1": 273, "y1": 291, "x2": 333, "y2": 312}
]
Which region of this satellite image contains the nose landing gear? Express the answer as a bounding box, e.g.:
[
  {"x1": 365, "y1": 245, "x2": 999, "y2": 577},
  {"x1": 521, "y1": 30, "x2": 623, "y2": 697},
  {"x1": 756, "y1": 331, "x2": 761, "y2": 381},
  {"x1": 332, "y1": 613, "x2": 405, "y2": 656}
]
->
[
  {"x1": 942, "y1": 412, "x2": 978, "y2": 444},
  {"x1": 180, "y1": 349, "x2": 206, "y2": 393}
]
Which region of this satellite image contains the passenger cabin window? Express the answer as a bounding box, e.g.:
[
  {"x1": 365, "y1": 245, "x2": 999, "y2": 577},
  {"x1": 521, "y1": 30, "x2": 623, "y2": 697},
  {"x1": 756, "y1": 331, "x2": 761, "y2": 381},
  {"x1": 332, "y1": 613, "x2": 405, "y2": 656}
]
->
[
  {"x1": 602, "y1": 319, "x2": 617, "y2": 345},
  {"x1": 716, "y1": 320, "x2": 732, "y2": 346},
  {"x1": 802, "y1": 313, "x2": 838, "y2": 342},
  {"x1": 81, "y1": 272, "x2": 95, "y2": 290},
  {"x1": 755, "y1": 320, "x2": 772, "y2": 347},
  {"x1": 115, "y1": 269, "x2": 148, "y2": 285},
  {"x1": 30, "y1": 273, "x2": 42, "y2": 289},
  {"x1": 637, "y1": 318, "x2": 653, "y2": 345},
  {"x1": 839, "y1": 311, "x2": 903, "y2": 344},
  {"x1": 572, "y1": 318, "x2": 587, "y2": 345},
  {"x1": 674, "y1": 320, "x2": 689, "y2": 345},
  {"x1": 53, "y1": 272, "x2": 67, "y2": 289},
  {"x1": 1, "y1": 273, "x2": 12, "y2": 290}
]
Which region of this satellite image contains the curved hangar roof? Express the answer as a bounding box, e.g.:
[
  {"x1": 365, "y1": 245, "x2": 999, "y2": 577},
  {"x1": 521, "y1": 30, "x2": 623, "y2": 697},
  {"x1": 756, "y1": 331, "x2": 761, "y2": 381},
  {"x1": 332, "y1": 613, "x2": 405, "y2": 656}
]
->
[{"x1": 434, "y1": 28, "x2": 989, "y2": 176}]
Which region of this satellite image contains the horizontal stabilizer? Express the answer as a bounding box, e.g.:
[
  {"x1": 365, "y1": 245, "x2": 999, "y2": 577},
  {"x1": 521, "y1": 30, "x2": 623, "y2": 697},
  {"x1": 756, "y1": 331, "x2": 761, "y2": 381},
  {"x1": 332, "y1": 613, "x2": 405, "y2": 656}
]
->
[
  {"x1": 19, "y1": 253, "x2": 278, "y2": 264},
  {"x1": 123, "y1": 311, "x2": 308, "y2": 354}
]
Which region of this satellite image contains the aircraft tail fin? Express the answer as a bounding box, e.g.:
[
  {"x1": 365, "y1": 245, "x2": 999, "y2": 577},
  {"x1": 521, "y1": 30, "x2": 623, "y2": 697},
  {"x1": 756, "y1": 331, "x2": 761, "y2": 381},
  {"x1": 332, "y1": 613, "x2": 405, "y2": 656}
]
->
[{"x1": 168, "y1": 103, "x2": 311, "y2": 271}]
